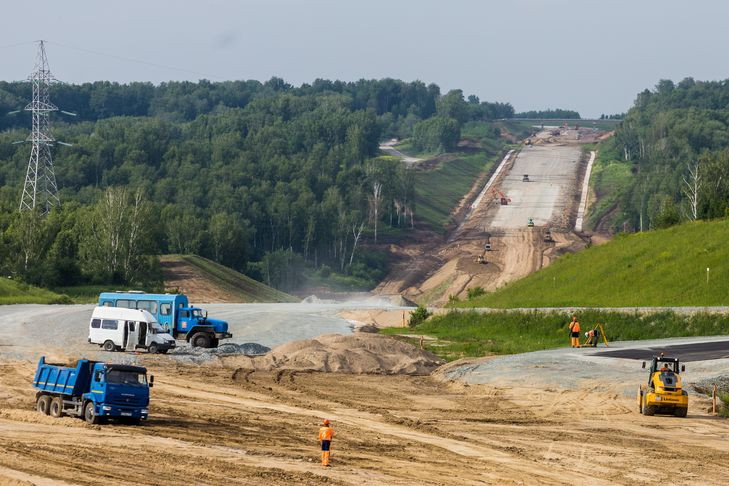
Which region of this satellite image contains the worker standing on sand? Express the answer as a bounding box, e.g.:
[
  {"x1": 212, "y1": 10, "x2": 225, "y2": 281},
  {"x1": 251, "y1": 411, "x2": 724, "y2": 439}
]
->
[
  {"x1": 319, "y1": 419, "x2": 334, "y2": 467},
  {"x1": 568, "y1": 316, "x2": 581, "y2": 348}
]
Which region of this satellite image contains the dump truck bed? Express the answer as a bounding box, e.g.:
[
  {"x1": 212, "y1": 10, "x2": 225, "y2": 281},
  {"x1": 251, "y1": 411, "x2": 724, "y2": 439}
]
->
[{"x1": 33, "y1": 357, "x2": 95, "y2": 396}]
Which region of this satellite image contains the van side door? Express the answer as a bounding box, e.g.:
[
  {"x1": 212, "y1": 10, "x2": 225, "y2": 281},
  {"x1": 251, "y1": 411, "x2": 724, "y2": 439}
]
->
[{"x1": 125, "y1": 321, "x2": 139, "y2": 351}]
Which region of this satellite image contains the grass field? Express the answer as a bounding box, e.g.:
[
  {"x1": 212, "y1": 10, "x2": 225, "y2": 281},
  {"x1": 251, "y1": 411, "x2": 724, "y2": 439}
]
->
[
  {"x1": 163, "y1": 255, "x2": 298, "y2": 303},
  {"x1": 455, "y1": 219, "x2": 729, "y2": 308},
  {"x1": 414, "y1": 152, "x2": 497, "y2": 232},
  {"x1": 0, "y1": 278, "x2": 70, "y2": 305},
  {"x1": 383, "y1": 310, "x2": 729, "y2": 361}
]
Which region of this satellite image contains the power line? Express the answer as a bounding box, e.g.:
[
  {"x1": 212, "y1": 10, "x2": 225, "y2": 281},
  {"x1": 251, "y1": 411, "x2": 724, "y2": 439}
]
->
[
  {"x1": 45, "y1": 40, "x2": 220, "y2": 80},
  {"x1": 0, "y1": 41, "x2": 37, "y2": 50}
]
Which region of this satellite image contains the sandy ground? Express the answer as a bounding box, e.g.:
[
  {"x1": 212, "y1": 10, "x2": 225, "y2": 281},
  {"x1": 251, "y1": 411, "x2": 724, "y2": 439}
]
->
[
  {"x1": 2, "y1": 302, "x2": 729, "y2": 485},
  {"x1": 2, "y1": 354, "x2": 729, "y2": 485}
]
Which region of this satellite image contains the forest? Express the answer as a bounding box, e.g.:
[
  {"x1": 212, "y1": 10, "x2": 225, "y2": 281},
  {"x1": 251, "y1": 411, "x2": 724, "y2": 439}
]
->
[
  {"x1": 0, "y1": 78, "x2": 512, "y2": 292},
  {"x1": 595, "y1": 78, "x2": 729, "y2": 232}
]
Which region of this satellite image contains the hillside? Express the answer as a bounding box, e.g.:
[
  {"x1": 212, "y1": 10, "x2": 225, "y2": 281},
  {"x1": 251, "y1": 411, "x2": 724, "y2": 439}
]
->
[
  {"x1": 0, "y1": 278, "x2": 68, "y2": 305},
  {"x1": 160, "y1": 255, "x2": 297, "y2": 303},
  {"x1": 457, "y1": 219, "x2": 729, "y2": 308}
]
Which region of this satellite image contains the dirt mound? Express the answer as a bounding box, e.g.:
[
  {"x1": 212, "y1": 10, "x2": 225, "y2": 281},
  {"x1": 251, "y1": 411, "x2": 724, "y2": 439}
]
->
[{"x1": 234, "y1": 334, "x2": 444, "y2": 375}]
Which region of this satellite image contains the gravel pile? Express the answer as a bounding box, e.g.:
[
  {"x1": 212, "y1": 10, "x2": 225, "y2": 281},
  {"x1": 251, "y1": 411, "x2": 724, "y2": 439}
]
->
[
  {"x1": 691, "y1": 376, "x2": 729, "y2": 396},
  {"x1": 168, "y1": 342, "x2": 270, "y2": 364}
]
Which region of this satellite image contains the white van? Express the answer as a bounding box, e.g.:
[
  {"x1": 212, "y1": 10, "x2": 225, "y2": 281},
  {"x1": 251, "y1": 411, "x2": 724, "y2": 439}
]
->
[{"x1": 88, "y1": 306, "x2": 176, "y2": 354}]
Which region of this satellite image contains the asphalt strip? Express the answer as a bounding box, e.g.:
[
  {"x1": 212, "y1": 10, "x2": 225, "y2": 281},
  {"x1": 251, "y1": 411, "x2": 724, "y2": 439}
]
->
[{"x1": 593, "y1": 340, "x2": 729, "y2": 362}]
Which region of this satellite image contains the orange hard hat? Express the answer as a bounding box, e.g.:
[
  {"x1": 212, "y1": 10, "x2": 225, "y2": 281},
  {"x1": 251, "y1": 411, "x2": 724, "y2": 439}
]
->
[{"x1": 323, "y1": 419, "x2": 330, "y2": 425}]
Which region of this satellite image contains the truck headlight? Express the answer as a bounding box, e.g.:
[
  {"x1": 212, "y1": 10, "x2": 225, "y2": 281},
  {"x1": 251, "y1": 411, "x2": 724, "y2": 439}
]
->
[
  {"x1": 102, "y1": 406, "x2": 111, "y2": 411},
  {"x1": 654, "y1": 396, "x2": 662, "y2": 401},
  {"x1": 141, "y1": 409, "x2": 149, "y2": 414}
]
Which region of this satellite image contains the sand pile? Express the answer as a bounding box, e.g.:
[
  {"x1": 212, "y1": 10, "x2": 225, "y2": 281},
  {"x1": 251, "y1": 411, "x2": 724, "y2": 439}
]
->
[{"x1": 233, "y1": 333, "x2": 444, "y2": 375}]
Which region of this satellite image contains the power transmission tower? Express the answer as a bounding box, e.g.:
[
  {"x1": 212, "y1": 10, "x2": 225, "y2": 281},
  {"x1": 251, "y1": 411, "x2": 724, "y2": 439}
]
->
[{"x1": 19, "y1": 40, "x2": 60, "y2": 214}]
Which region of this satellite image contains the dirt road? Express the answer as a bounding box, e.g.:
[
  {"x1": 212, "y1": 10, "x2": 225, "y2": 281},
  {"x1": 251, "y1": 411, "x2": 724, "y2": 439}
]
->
[
  {"x1": 2, "y1": 357, "x2": 729, "y2": 485},
  {"x1": 377, "y1": 130, "x2": 590, "y2": 305},
  {"x1": 0, "y1": 301, "x2": 413, "y2": 362}
]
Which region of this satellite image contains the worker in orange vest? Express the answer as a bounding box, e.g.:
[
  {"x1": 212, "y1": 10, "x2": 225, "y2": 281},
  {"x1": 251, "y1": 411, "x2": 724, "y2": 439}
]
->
[
  {"x1": 318, "y1": 419, "x2": 334, "y2": 467},
  {"x1": 568, "y1": 316, "x2": 581, "y2": 348}
]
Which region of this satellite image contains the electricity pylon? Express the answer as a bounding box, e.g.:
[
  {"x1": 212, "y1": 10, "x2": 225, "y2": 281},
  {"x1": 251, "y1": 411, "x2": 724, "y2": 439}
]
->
[{"x1": 19, "y1": 40, "x2": 60, "y2": 214}]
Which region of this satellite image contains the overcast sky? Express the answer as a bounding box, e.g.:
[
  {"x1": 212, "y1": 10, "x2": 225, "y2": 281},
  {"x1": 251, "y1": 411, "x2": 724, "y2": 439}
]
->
[{"x1": 2, "y1": 0, "x2": 729, "y2": 117}]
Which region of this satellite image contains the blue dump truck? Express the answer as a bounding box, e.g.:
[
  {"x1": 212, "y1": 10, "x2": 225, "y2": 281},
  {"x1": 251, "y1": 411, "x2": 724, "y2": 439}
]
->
[
  {"x1": 33, "y1": 356, "x2": 152, "y2": 425},
  {"x1": 98, "y1": 292, "x2": 232, "y2": 348}
]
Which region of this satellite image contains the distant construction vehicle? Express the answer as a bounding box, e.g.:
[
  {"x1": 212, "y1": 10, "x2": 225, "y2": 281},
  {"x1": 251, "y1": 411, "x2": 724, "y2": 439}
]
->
[
  {"x1": 544, "y1": 228, "x2": 553, "y2": 242},
  {"x1": 637, "y1": 356, "x2": 688, "y2": 417},
  {"x1": 492, "y1": 189, "x2": 511, "y2": 205},
  {"x1": 527, "y1": 218, "x2": 534, "y2": 227},
  {"x1": 522, "y1": 174, "x2": 530, "y2": 182}
]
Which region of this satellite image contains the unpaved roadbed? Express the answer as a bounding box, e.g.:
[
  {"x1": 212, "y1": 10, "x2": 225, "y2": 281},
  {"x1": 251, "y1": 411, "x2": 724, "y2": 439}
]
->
[{"x1": 1, "y1": 359, "x2": 729, "y2": 485}]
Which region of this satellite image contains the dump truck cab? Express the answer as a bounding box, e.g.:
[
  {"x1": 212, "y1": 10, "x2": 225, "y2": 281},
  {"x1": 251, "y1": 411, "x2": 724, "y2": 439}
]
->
[{"x1": 637, "y1": 356, "x2": 688, "y2": 417}]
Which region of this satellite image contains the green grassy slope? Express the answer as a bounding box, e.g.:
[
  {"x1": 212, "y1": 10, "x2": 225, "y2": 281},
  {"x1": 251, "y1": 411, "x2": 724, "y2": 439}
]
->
[
  {"x1": 458, "y1": 219, "x2": 729, "y2": 308},
  {"x1": 162, "y1": 255, "x2": 298, "y2": 303},
  {"x1": 0, "y1": 278, "x2": 68, "y2": 305},
  {"x1": 586, "y1": 140, "x2": 634, "y2": 232},
  {"x1": 415, "y1": 152, "x2": 496, "y2": 232}
]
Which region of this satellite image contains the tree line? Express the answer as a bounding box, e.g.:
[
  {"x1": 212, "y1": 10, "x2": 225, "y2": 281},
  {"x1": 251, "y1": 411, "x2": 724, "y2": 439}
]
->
[
  {"x1": 0, "y1": 78, "x2": 510, "y2": 291},
  {"x1": 600, "y1": 77, "x2": 729, "y2": 231}
]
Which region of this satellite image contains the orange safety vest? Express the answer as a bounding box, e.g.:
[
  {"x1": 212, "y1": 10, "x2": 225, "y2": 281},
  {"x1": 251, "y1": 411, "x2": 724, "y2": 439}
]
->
[
  {"x1": 319, "y1": 426, "x2": 334, "y2": 441},
  {"x1": 569, "y1": 321, "x2": 580, "y2": 333}
]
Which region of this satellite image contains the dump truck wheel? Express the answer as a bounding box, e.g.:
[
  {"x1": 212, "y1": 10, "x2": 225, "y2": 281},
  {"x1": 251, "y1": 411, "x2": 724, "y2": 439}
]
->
[
  {"x1": 103, "y1": 340, "x2": 116, "y2": 352},
  {"x1": 84, "y1": 402, "x2": 100, "y2": 425},
  {"x1": 191, "y1": 332, "x2": 211, "y2": 348},
  {"x1": 643, "y1": 405, "x2": 656, "y2": 416},
  {"x1": 148, "y1": 343, "x2": 159, "y2": 354},
  {"x1": 674, "y1": 407, "x2": 688, "y2": 418},
  {"x1": 49, "y1": 396, "x2": 64, "y2": 418},
  {"x1": 36, "y1": 394, "x2": 51, "y2": 415}
]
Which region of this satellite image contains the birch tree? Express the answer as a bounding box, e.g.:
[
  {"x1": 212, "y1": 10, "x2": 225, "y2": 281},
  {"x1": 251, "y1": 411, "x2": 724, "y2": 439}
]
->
[
  {"x1": 682, "y1": 161, "x2": 701, "y2": 221},
  {"x1": 368, "y1": 181, "x2": 383, "y2": 242},
  {"x1": 80, "y1": 187, "x2": 150, "y2": 283}
]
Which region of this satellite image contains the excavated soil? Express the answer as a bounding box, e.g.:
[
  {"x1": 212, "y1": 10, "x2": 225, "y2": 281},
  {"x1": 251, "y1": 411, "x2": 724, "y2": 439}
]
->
[
  {"x1": 226, "y1": 333, "x2": 444, "y2": 375},
  {"x1": 1, "y1": 358, "x2": 729, "y2": 485}
]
